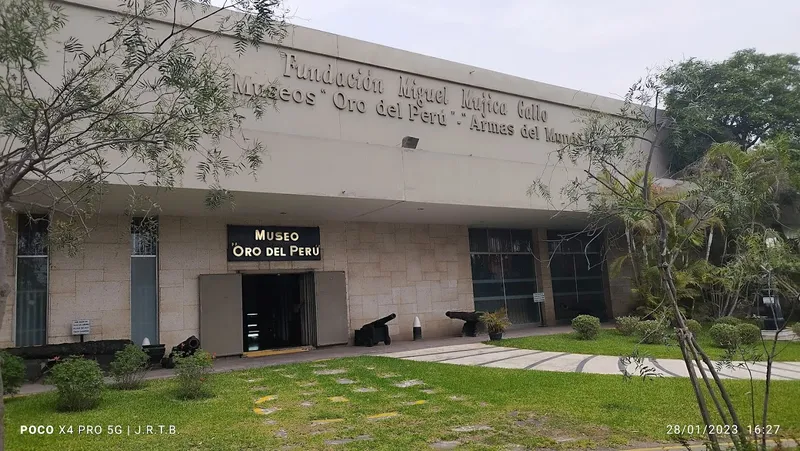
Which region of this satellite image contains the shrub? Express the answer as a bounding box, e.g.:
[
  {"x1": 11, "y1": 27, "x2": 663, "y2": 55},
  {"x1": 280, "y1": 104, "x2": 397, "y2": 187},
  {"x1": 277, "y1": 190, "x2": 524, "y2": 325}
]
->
[
  {"x1": 636, "y1": 320, "x2": 668, "y2": 344},
  {"x1": 47, "y1": 356, "x2": 104, "y2": 411},
  {"x1": 715, "y1": 316, "x2": 742, "y2": 326},
  {"x1": 174, "y1": 350, "x2": 214, "y2": 400},
  {"x1": 792, "y1": 323, "x2": 800, "y2": 337},
  {"x1": 1, "y1": 351, "x2": 26, "y2": 395},
  {"x1": 572, "y1": 315, "x2": 601, "y2": 340},
  {"x1": 110, "y1": 344, "x2": 150, "y2": 390},
  {"x1": 709, "y1": 323, "x2": 739, "y2": 349},
  {"x1": 736, "y1": 323, "x2": 761, "y2": 345},
  {"x1": 615, "y1": 316, "x2": 640, "y2": 336},
  {"x1": 685, "y1": 319, "x2": 702, "y2": 335},
  {"x1": 480, "y1": 308, "x2": 512, "y2": 334}
]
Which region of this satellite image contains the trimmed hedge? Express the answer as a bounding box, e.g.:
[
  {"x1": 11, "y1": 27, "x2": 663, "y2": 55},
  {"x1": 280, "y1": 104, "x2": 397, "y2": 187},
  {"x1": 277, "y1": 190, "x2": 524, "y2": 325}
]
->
[
  {"x1": 636, "y1": 320, "x2": 668, "y2": 344},
  {"x1": 715, "y1": 316, "x2": 743, "y2": 326},
  {"x1": 737, "y1": 323, "x2": 761, "y2": 345},
  {"x1": 615, "y1": 316, "x2": 640, "y2": 336},
  {"x1": 793, "y1": 323, "x2": 800, "y2": 337},
  {"x1": 709, "y1": 323, "x2": 739, "y2": 349},
  {"x1": 685, "y1": 319, "x2": 702, "y2": 335},
  {"x1": 572, "y1": 315, "x2": 601, "y2": 340}
]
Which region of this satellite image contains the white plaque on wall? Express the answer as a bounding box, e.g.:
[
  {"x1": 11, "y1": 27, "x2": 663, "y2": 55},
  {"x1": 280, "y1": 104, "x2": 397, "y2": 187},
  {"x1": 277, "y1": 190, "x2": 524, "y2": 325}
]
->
[{"x1": 71, "y1": 319, "x2": 91, "y2": 335}]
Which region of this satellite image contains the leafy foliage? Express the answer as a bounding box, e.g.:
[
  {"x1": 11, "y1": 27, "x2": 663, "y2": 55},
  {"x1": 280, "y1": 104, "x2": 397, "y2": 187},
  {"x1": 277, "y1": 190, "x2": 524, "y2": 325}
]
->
[
  {"x1": 173, "y1": 349, "x2": 214, "y2": 400},
  {"x1": 709, "y1": 323, "x2": 739, "y2": 349},
  {"x1": 47, "y1": 356, "x2": 104, "y2": 411},
  {"x1": 615, "y1": 316, "x2": 640, "y2": 336},
  {"x1": 0, "y1": 351, "x2": 26, "y2": 395},
  {"x1": 635, "y1": 320, "x2": 668, "y2": 344},
  {"x1": 110, "y1": 344, "x2": 150, "y2": 390},
  {"x1": 571, "y1": 315, "x2": 601, "y2": 340},
  {"x1": 663, "y1": 49, "x2": 800, "y2": 171},
  {"x1": 480, "y1": 308, "x2": 512, "y2": 334},
  {"x1": 685, "y1": 319, "x2": 702, "y2": 336},
  {"x1": 735, "y1": 323, "x2": 761, "y2": 345},
  {"x1": 792, "y1": 323, "x2": 800, "y2": 337},
  {"x1": 715, "y1": 316, "x2": 743, "y2": 326}
]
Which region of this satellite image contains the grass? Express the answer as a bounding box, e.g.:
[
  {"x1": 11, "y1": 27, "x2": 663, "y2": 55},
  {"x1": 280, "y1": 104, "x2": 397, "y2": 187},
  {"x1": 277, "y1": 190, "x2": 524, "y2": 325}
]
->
[
  {"x1": 5, "y1": 356, "x2": 800, "y2": 450},
  {"x1": 494, "y1": 329, "x2": 800, "y2": 362}
]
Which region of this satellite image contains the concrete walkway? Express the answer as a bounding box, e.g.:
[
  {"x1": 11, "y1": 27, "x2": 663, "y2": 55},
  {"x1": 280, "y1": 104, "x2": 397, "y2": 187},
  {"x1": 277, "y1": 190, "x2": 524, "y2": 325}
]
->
[{"x1": 380, "y1": 343, "x2": 800, "y2": 380}]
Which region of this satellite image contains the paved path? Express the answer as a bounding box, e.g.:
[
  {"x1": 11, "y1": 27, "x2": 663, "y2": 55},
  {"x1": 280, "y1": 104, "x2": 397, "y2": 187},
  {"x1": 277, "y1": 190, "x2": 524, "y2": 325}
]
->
[{"x1": 380, "y1": 343, "x2": 800, "y2": 380}]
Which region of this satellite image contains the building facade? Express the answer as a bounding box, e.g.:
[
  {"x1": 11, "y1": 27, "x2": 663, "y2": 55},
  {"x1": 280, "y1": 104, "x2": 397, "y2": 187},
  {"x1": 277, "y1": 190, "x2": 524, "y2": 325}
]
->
[{"x1": 1, "y1": 0, "x2": 664, "y2": 354}]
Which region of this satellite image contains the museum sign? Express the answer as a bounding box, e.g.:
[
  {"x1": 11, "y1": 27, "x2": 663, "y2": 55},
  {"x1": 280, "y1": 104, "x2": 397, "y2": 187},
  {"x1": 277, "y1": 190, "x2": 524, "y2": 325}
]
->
[{"x1": 227, "y1": 225, "x2": 321, "y2": 261}]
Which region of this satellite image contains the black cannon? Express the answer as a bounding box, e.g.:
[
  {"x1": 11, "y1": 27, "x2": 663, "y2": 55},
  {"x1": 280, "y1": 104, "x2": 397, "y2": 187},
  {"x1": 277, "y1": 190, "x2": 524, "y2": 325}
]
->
[
  {"x1": 446, "y1": 311, "x2": 484, "y2": 337},
  {"x1": 354, "y1": 313, "x2": 396, "y2": 347},
  {"x1": 160, "y1": 335, "x2": 201, "y2": 369}
]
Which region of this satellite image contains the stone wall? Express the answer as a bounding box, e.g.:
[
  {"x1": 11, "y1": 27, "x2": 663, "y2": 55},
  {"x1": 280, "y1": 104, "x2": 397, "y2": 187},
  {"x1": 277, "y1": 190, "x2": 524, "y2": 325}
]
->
[{"x1": 154, "y1": 217, "x2": 474, "y2": 348}]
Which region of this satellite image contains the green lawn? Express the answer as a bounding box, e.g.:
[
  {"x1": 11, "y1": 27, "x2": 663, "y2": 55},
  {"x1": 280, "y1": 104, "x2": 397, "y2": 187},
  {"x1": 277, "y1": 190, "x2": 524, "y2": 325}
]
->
[
  {"x1": 5, "y1": 356, "x2": 800, "y2": 450},
  {"x1": 494, "y1": 329, "x2": 800, "y2": 362}
]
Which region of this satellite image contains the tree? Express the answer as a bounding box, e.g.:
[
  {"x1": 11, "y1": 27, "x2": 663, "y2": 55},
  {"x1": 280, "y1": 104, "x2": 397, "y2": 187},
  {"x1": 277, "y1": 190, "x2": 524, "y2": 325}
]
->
[
  {"x1": 533, "y1": 74, "x2": 798, "y2": 450},
  {"x1": 0, "y1": 0, "x2": 287, "y2": 444},
  {"x1": 663, "y1": 49, "x2": 800, "y2": 171}
]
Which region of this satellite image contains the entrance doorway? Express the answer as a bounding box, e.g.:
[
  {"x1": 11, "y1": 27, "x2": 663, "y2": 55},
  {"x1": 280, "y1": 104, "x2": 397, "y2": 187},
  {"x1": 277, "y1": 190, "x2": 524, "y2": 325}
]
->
[
  {"x1": 198, "y1": 271, "x2": 349, "y2": 357},
  {"x1": 242, "y1": 273, "x2": 311, "y2": 352}
]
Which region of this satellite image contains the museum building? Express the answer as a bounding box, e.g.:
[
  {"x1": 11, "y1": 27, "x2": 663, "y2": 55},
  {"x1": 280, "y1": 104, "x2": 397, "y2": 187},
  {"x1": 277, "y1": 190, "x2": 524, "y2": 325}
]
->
[{"x1": 2, "y1": 0, "x2": 668, "y2": 355}]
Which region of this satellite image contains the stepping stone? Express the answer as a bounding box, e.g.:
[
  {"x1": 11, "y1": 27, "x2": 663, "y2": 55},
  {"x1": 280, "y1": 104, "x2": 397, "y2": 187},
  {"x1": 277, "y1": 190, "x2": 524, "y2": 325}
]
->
[
  {"x1": 365, "y1": 366, "x2": 375, "y2": 370},
  {"x1": 328, "y1": 396, "x2": 349, "y2": 403},
  {"x1": 405, "y1": 400, "x2": 427, "y2": 405},
  {"x1": 253, "y1": 407, "x2": 281, "y2": 415},
  {"x1": 314, "y1": 369, "x2": 346, "y2": 375},
  {"x1": 263, "y1": 419, "x2": 277, "y2": 425},
  {"x1": 311, "y1": 364, "x2": 327, "y2": 368},
  {"x1": 300, "y1": 401, "x2": 314, "y2": 407},
  {"x1": 255, "y1": 395, "x2": 277, "y2": 404},
  {"x1": 478, "y1": 402, "x2": 488, "y2": 407},
  {"x1": 367, "y1": 412, "x2": 399, "y2": 420},
  {"x1": 430, "y1": 441, "x2": 460, "y2": 449},
  {"x1": 246, "y1": 379, "x2": 257, "y2": 383},
  {"x1": 421, "y1": 389, "x2": 437, "y2": 394},
  {"x1": 336, "y1": 378, "x2": 356, "y2": 384},
  {"x1": 324, "y1": 435, "x2": 373, "y2": 445},
  {"x1": 354, "y1": 387, "x2": 377, "y2": 393},
  {"x1": 377, "y1": 373, "x2": 399, "y2": 378},
  {"x1": 394, "y1": 379, "x2": 424, "y2": 388},
  {"x1": 281, "y1": 374, "x2": 296, "y2": 379},
  {"x1": 275, "y1": 429, "x2": 287, "y2": 439},
  {"x1": 448, "y1": 396, "x2": 465, "y2": 401},
  {"x1": 452, "y1": 425, "x2": 492, "y2": 432},
  {"x1": 312, "y1": 418, "x2": 345, "y2": 426}
]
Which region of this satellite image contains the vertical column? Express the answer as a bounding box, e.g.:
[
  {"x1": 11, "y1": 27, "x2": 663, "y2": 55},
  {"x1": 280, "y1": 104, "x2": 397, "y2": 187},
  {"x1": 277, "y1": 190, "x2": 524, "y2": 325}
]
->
[{"x1": 533, "y1": 228, "x2": 556, "y2": 326}]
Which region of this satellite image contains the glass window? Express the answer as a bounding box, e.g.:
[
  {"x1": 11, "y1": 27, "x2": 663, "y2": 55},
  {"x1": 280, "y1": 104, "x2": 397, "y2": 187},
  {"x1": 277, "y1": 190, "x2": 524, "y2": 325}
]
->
[
  {"x1": 131, "y1": 217, "x2": 159, "y2": 345},
  {"x1": 468, "y1": 229, "x2": 488, "y2": 253},
  {"x1": 472, "y1": 281, "x2": 505, "y2": 299},
  {"x1": 470, "y1": 254, "x2": 503, "y2": 281},
  {"x1": 16, "y1": 214, "x2": 48, "y2": 346},
  {"x1": 548, "y1": 230, "x2": 608, "y2": 322},
  {"x1": 468, "y1": 228, "x2": 539, "y2": 324},
  {"x1": 502, "y1": 254, "x2": 534, "y2": 280},
  {"x1": 487, "y1": 229, "x2": 511, "y2": 253},
  {"x1": 509, "y1": 229, "x2": 533, "y2": 253}
]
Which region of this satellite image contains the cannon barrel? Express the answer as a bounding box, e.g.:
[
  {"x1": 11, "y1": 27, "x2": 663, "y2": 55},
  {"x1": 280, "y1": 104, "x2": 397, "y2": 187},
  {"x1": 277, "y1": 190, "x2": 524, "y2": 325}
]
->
[
  {"x1": 176, "y1": 335, "x2": 200, "y2": 352},
  {"x1": 445, "y1": 311, "x2": 482, "y2": 322},
  {"x1": 367, "y1": 313, "x2": 396, "y2": 327}
]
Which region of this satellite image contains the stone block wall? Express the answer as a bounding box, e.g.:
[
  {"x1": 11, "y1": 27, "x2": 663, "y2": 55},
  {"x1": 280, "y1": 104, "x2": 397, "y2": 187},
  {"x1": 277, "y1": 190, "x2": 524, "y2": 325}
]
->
[{"x1": 2, "y1": 214, "x2": 476, "y2": 348}]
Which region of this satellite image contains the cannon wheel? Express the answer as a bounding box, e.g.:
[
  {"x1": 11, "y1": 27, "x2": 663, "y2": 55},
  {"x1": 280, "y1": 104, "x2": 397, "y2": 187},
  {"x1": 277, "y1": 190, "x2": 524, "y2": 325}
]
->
[{"x1": 384, "y1": 336, "x2": 391, "y2": 345}]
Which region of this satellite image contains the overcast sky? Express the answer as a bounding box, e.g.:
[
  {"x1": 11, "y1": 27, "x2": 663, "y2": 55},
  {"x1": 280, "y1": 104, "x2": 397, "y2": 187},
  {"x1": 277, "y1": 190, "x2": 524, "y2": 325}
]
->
[{"x1": 281, "y1": 0, "x2": 800, "y2": 101}]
